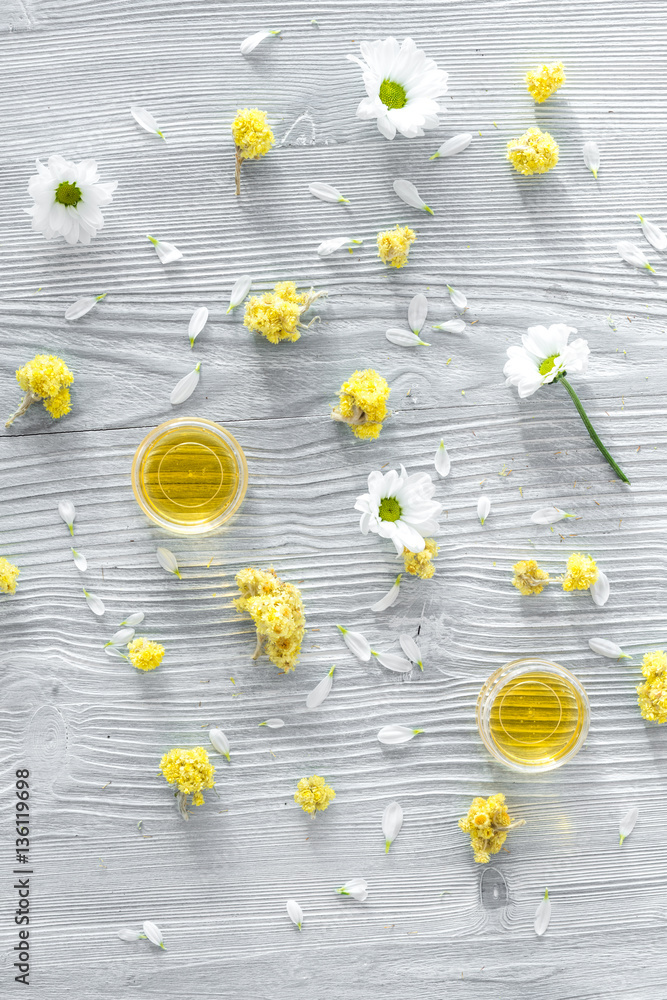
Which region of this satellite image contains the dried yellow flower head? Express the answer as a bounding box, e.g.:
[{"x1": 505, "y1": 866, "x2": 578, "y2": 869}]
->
[
  {"x1": 234, "y1": 566, "x2": 305, "y2": 673},
  {"x1": 637, "y1": 650, "x2": 667, "y2": 723},
  {"x1": 458, "y1": 793, "x2": 525, "y2": 863},
  {"x1": 525, "y1": 61, "x2": 566, "y2": 103},
  {"x1": 243, "y1": 281, "x2": 326, "y2": 344},
  {"x1": 0, "y1": 557, "x2": 20, "y2": 595},
  {"x1": 512, "y1": 558, "x2": 550, "y2": 596},
  {"x1": 294, "y1": 774, "x2": 336, "y2": 815},
  {"x1": 231, "y1": 107, "x2": 274, "y2": 194},
  {"x1": 562, "y1": 552, "x2": 598, "y2": 592},
  {"x1": 127, "y1": 637, "x2": 165, "y2": 671},
  {"x1": 331, "y1": 368, "x2": 390, "y2": 440},
  {"x1": 403, "y1": 538, "x2": 438, "y2": 579},
  {"x1": 377, "y1": 224, "x2": 416, "y2": 268},
  {"x1": 507, "y1": 126, "x2": 559, "y2": 176},
  {"x1": 159, "y1": 746, "x2": 215, "y2": 818},
  {"x1": 7, "y1": 354, "x2": 73, "y2": 428}
]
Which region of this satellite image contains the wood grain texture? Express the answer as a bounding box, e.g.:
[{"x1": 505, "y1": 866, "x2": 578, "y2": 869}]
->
[{"x1": 1, "y1": 2, "x2": 667, "y2": 998}]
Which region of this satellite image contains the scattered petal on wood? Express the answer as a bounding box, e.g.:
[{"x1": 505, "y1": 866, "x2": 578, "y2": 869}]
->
[
  {"x1": 170, "y1": 362, "x2": 201, "y2": 405},
  {"x1": 582, "y1": 140, "x2": 600, "y2": 178},
  {"x1": 382, "y1": 800, "x2": 403, "y2": 853},
  {"x1": 188, "y1": 306, "x2": 208, "y2": 347},
  {"x1": 408, "y1": 293, "x2": 428, "y2": 334},
  {"x1": 121, "y1": 612, "x2": 145, "y2": 627},
  {"x1": 393, "y1": 178, "x2": 433, "y2": 214},
  {"x1": 430, "y1": 133, "x2": 473, "y2": 160},
  {"x1": 118, "y1": 928, "x2": 142, "y2": 942},
  {"x1": 590, "y1": 569, "x2": 610, "y2": 607},
  {"x1": 619, "y1": 806, "x2": 639, "y2": 845},
  {"x1": 317, "y1": 236, "x2": 362, "y2": 257},
  {"x1": 377, "y1": 725, "x2": 423, "y2": 745},
  {"x1": 147, "y1": 235, "x2": 183, "y2": 264},
  {"x1": 209, "y1": 728, "x2": 231, "y2": 761},
  {"x1": 372, "y1": 649, "x2": 412, "y2": 673},
  {"x1": 386, "y1": 327, "x2": 430, "y2": 347},
  {"x1": 65, "y1": 293, "x2": 106, "y2": 320},
  {"x1": 335, "y1": 878, "x2": 368, "y2": 901},
  {"x1": 227, "y1": 275, "x2": 252, "y2": 313},
  {"x1": 616, "y1": 240, "x2": 655, "y2": 272},
  {"x1": 286, "y1": 899, "x2": 303, "y2": 930},
  {"x1": 142, "y1": 920, "x2": 165, "y2": 949},
  {"x1": 306, "y1": 665, "x2": 335, "y2": 709},
  {"x1": 83, "y1": 588, "x2": 105, "y2": 616},
  {"x1": 531, "y1": 506, "x2": 574, "y2": 524},
  {"x1": 156, "y1": 546, "x2": 181, "y2": 578},
  {"x1": 432, "y1": 319, "x2": 466, "y2": 333},
  {"x1": 58, "y1": 499, "x2": 76, "y2": 535},
  {"x1": 434, "y1": 438, "x2": 450, "y2": 478},
  {"x1": 477, "y1": 495, "x2": 491, "y2": 525},
  {"x1": 105, "y1": 646, "x2": 128, "y2": 659},
  {"x1": 637, "y1": 214, "x2": 667, "y2": 251},
  {"x1": 105, "y1": 627, "x2": 135, "y2": 647},
  {"x1": 370, "y1": 574, "x2": 401, "y2": 612},
  {"x1": 534, "y1": 889, "x2": 551, "y2": 936},
  {"x1": 337, "y1": 625, "x2": 371, "y2": 662},
  {"x1": 399, "y1": 634, "x2": 423, "y2": 669},
  {"x1": 308, "y1": 182, "x2": 349, "y2": 203},
  {"x1": 71, "y1": 547, "x2": 87, "y2": 572},
  {"x1": 447, "y1": 284, "x2": 467, "y2": 310},
  {"x1": 588, "y1": 637, "x2": 631, "y2": 659},
  {"x1": 259, "y1": 718, "x2": 285, "y2": 728},
  {"x1": 240, "y1": 28, "x2": 281, "y2": 54},
  {"x1": 130, "y1": 106, "x2": 165, "y2": 139}
]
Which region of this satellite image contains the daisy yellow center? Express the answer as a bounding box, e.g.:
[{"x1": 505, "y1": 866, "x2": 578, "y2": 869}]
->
[
  {"x1": 55, "y1": 181, "x2": 82, "y2": 207},
  {"x1": 379, "y1": 79, "x2": 407, "y2": 110},
  {"x1": 538, "y1": 354, "x2": 560, "y2": 376},
  {"x1": 378, "y1": 497, "x2": 402, "y2": 522}
]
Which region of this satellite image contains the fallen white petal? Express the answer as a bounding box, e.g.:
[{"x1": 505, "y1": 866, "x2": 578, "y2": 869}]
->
[
  {"x1": 170, "y1": 362, "x2": 201, "y2": 405},
  {"x1": 317, "y1": 236, "x2": 361, "y2": 257},
  {"x1": 371, "y1": 574, "x2": 401, "y2": 612},
  {"x1": 393, "y1": 178, "x2": 433, "y2": 215},
  {"x1": 240, "y1": 28, "x2": 280, "y2": 55},
  {"x1": 637, "y1": 214, "x2": 667, "y2": 251},
  {"x1": 121, "y1": 612, "x2": 145, "y2": 627},
  {"x1": 227, "y1": 274, "x2": 252, "y2": 313},
  {"x1": 65, "y1": 293, "x2": 106, "y2": 321},
  {"x1": 399, "y1": 634, "x2": 423, "y2": 669},
  {"x1": 616, "y1": 240, "x2": 655, "y2": 272},
  {"x1": 336, "y1": 878, "x2": 368, "y2": 901},
  {"x1": 286, "y1": 899, "x2": 303, "y2": 930},
  {"x1": 58, "y1": 499, "x2": 76, "y2": 535},
  {"x1": 156, "y1": 546, "x2": 181, "y2": 578},
  {"x1": 447, "y1": 285, "x2": 467, "y2": 310},
  {"x1": 147, "y1": 235, "x2": 183, "y2": 264},
  {"x1": 306, "y1": 665, "x2": 335, "y2": 709},
  {"x1": 71, "y1": 547, "x2": 87, "y2": 572},
  {"x1": 588, "y1": 637, "x2": 631, "y2": 659},
  {"x1": 432, "y1": 319, "x2": 466, "y2": 333},
  {"x1": 259, "y1": 718, "x2": 285, "y2": 728},
  {"x1": 130, "y1": 106, "x2": 165, "y2": 139},
  {"x1": 619, "y1": 806, "x2": 639, "y2": 845},
  {"x1": 372, "y1": 649, "x2": 412, "y2": 673},
  {"x1": 83, "y1": 588, "x2": 105, "y2": 616},
  {"x1": 408, "y1": 293, "x2": 428, "y2": 334},
  {"x1": 590, "y1": 570, "x2": 610, "y2": 607},
  {"x1": 534, "y1": 890, "x2": 551, "y2": 936},
  {"x1": 477, "y1": 495, "x2": 491, "y2": 525},
  {"x1": 308, "y1": 182, "x2": 349, "y2": 204},
  {"x1": 430, "y1": 133, "x2": 473, "y2": 160},
  {"x1": 142, "y1": 920, "x2": 165, "y2": 949},
  {"x1": 530, "y1": 506, "x2": 574, "y2": 524},
  {"x1": 337, "y1": 625, "x2": 371, "y2": 662},
  {"x1": 106, "y1": 627, "x2": 135, "y2": 647},
  {"x1": 188, "y1": 306, "x2": 208, "y2": 347},
  {"x1": 209, "y1": 727, "x2": 231, "y2": 760},
  {"x1": 386, "y1": 327, "x2": 430, "y2": 347},
  {"x1": 582, "y1": 140, "x2": 600, "y2": 178},
  {"x1": 382, "y1": 800, "x2": 403, "y2": 852},
  {"x1": 118, "y1": 928, "x2": 142, "y2": 942},
  {"x1": 377, "y1": 725, "x2": 423, "y2": 745},
  {"x1": 435, "y1": 438, "x2": 450, "y2": 478},
  {"x1": 105, "y1": 646, "x2": 128, "y2": 660}
]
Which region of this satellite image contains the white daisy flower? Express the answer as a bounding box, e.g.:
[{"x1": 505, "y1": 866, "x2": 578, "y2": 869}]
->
[
  {"x1": 26, "y1": 156, "x2": 117, "y2": 246},
  {"x1": 347, "y1": 37, "x2": 448, "y2": 140},
  {"x1": 355, "y1": 465, "x2": 443, "y2": 555},
  {"x1": 503, "y1": 324, "x2": 590, "y2": 399}
]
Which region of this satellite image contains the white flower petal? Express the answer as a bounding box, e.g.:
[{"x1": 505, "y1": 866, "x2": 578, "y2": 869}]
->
[
  {"x1": 83, "y1": 588, "x2": 105, "y2": 616},
  {"x1": 336, "y1": 878, "x2": 368, "y2": 901},
  {"x1": 121, "y1": 612, "x2": 145, "y2": 627},
  {"x1": 377, "y1": 724, "x2": 423, "y2": 745},
  {"x1": 382, "y1": 800, "x2": 403, "y2": 852},
  {"x1": 372, "y1": 649, "x2": 412, "y2": 673},
  {"x1": 637, "y1": 215, "x2": 667, "y2": 252},
  {"x1": 286, "y1": 899, "x2": 303, "y2": 930},
  {"x1": 447, "y1": 284, "x2": 467, "y2": 310},
  {"x1": 147, "y1": 235, "x2": 183, "y2": 264},
  {"x1": 588, "y1": 637, "x2": 630, "y2": 659},
  {"x1": 590, "y1": 569, "x2": 610, "y2": 607},
  {"x1": 432, "y1": 319, "x2": 466, "y2": 333},
  {"x1": 435, "y1": 438, "x2": 450, "y2": 478},
  {"x1": 430, "y1": 133, "x2": 472, "y2": 160},
  {"x1": 337, "y1": 625, "x2": 372, "y2": 661},
  {"x1": 477, "y1": 495, "x2": 491, "y2": 525},
  {"x1": 616, "y1": 240, "x2": 655, "y2": 272},
  {"x1": 156, "y1": 546, "x2": 181, "y2": 578},
  {"x1": 386, "y1": 327, "x2": 430, "y2": 347},
  {"x1": 142, "y1": 920, "x2": 164, "y2": 948},
  {"x1": 105, "y1": 646, "x2": 128, "y2": 659},
  {"x1": 259, "y1": 718, "x2": 285, "y2": 728},
  {"x1": 308, "y1": 182, "x2": 349, "y2": 204},
  {"x1": 188, "y1": 306, "x2": 208, "y2": 347},
  {"x1": 582, "y1": 140, "x2": 600, "y2": 178},
  {"x1": 370, "y1": 574, "x2": 401, "y2": 612},
  {"x1": 58, "y1": 499, "x2": 76, "y2": 535},
  {"x1": 65, "y1": 294, "x2": 106, "y2": 321},
  {"x1": 317, "y1": 236, "x2": 361, "y2": 257},
  {"x1": 530, "y1": 506, "x2": 575, "y2": 524},
  {"x1": 170, "y1": 362, "x2": 201, "y2": 405},
  {"x1": 393, "y1": 178, "x2": 433, "y2": 215},
  {"x1": 306, "y1": 665, "x2": 335, "y2": 709},
  {"x1": 227, "y1": 275, "x2": 252, "y2": 313},
  {"x1": 408, "y1": 293, "x2": 428, "y2": 334},
  {"x1": 534, "y1": 891, "x2": 551, "y2": 936},
  {"x1": 619, "y1": 806, "x2": 639, "y2": 845},
  {"x1": 106, "y1": 627, "x2": 135, "y2": 647},
  {"x1": 71, "y1": 547, "x2": 87, "y2": 572},
  {"x1": 399, "y1": 633, "x2": 423, "y2": 669},
  {"x1": 118, "y1": 928, "x2": 142, "y2": 942},
  {"x1": 209, "y1": 727, "x2": 231, "y2": 760},
  {"x1": 130, "y1": 106, "x2": 165, "y2": 138},
  {"x1": 240, "y1": 28, "x2": 280, "y2": 55}
]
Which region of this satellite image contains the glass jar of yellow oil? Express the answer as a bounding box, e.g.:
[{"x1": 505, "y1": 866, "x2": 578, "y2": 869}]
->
[
  {"x1": 476, "y1": 658, "x2": 590, "y2": 772},
  {"x1": 131, "y1": 417, "x2": 248, "y2": 534}
]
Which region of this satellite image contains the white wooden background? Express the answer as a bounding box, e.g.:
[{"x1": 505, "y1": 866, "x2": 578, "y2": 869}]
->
[{"x1": 1, "y1": 1, "x2": 667, "y2": 997}]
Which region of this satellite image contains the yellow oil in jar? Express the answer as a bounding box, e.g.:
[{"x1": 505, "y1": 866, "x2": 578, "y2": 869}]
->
[
  {"x1": 137, "y1": 423, "x2": 241, "y2": 530},
  {"x1": 489, "y1": 670, "x2": 586, "y2": 767}
]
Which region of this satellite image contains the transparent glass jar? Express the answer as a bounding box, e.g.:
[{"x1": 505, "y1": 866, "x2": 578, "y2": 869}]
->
[
  {"x1": 131, "y1": 417, "x2": 248, "y2": 535},
  {"x1": 476, "y1": 657, "x2": 590, "y2": 772}
]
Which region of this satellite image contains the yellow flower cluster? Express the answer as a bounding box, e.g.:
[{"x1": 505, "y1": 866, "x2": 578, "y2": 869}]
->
[
  {"x1": 0, "y1": 557, "x2": 20, "y2": 595},
  {"x1": 512, "y1": 558, "x2": 550, "y2": 596},
  {"x1": 234, "y1": 566, "x2": 305, "y2": 673},
  {"x1": 562, "y1": 552, "x2": 598, "y2": 591},
  {"x1": 294, "y1": 774, "x2": 336, "y2": 815},
  {"x1": 377, "y1": 224, "x2": 416, "y2": 268},
  {"x1": 332, "y1": 369, "x2": 390, "y2": 440},
  {"x1": 637, "y1": 650, "x2": 667, "y2": 723},
  {"x1": 159, "y1": 746, "x2": 215, "y2": 808},
  {"x1": 403, "y1": 538, "x2": 438, "y2": 579},
  {"x1": 127, "y1": 637, "x2": 165, "y2": 671},
  {"x1": 243, "y1": 281, "x2": 325, "y2": 344},
  {"x1": 507, "y1": 126, "x2": 559, "y2": 176},
  {"x1": 232, "y1": 107, "x2": 274, "y2": 160},
  {"x1": 525, "y1": 61, "x2": 566, "y2": 103},
  {"x1": 6, "y1": 354, "x2": 73, "y2": 428},
  {"x1": 458, "y1": 793, "x2": 525, "y2": 863}
]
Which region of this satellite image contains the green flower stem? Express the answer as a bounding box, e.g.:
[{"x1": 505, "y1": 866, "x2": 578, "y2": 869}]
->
[{"x1": 557, "y1": 375, "x2": 630, "y2": 485}]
